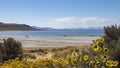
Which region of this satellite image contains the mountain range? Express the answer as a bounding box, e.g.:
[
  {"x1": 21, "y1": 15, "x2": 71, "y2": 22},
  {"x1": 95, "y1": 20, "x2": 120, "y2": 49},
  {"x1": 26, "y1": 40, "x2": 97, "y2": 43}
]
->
[
  {"x1": 0, "y1": 22, "x2": 39, "y2": 31},
  {"x1": 32, "y1": 26, "x2": 103, "y2": 30},
  {"x1": 0, "y1": 22, "x2": 103, "y2": 31}
]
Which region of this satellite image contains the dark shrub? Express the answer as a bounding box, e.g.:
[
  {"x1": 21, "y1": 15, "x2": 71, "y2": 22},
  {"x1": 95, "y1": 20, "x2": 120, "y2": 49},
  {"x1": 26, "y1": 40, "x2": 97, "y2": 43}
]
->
[
  {"x1": 104, "y1": 25, "x2": 120, "y2": 67},
  {"x1": 0, "y1": 38, "x2": 23, "y2": 62}
]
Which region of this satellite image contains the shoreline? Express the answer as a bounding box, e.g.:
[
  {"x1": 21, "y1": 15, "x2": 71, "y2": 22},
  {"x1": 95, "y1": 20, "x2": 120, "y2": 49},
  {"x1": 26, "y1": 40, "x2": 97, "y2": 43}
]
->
[{"x1": 0, "y1": 35, "x2": 100, "y2": 47}]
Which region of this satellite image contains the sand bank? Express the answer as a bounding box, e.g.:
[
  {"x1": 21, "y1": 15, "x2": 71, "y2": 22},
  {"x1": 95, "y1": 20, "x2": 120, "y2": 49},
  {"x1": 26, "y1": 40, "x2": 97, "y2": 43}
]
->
[{"x1": 0, "y1": 35, "x2": 100, "y2": 47}]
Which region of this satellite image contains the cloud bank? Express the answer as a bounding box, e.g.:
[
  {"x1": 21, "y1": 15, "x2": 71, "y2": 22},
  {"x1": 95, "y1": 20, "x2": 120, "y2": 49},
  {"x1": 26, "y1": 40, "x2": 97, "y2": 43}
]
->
[{"x1": 47, "y1": 17, "x2": 119, "y2": 28}]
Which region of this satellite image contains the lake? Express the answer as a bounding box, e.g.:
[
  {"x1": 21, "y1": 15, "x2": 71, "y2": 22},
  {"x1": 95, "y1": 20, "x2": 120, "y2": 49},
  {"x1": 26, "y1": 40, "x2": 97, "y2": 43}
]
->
[{"x1": 0, "y1": 29, "x2": 104, "y2": 36}]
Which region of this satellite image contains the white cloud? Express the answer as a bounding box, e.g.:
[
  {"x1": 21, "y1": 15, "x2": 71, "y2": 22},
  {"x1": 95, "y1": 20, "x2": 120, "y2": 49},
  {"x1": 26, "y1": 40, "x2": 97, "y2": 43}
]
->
[
  {"x1": 53, "y1": 17, "x2": 116, "y2": 23},
  {"x1": 53, "y1": 17, "x2": 77, "y2": 23},
  {"x1": 47, "y1": 17, "x2": 119, "y2": 28},
  {"x1": 79, "y1": 17, "x2": 111, "y2": 23}
]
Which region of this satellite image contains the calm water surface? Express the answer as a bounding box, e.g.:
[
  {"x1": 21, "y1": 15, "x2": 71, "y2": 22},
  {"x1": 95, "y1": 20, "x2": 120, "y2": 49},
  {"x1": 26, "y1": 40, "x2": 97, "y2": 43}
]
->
[{"x1": 0, "y1": 29, "x2": 104, "y2": 36}]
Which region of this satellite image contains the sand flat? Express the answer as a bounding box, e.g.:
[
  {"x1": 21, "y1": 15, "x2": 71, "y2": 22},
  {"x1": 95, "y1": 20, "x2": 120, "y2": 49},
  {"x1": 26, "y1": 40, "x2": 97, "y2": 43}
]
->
[{"x1": 0, "y1": 35, "x2": 100, "y2": 47}]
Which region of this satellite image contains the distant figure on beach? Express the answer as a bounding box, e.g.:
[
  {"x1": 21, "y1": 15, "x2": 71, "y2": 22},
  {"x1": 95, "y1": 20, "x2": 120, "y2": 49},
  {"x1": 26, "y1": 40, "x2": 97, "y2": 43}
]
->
[
  {"x1": 25, "y1": 35, "x2": 29, "y2": 38},
  {"x1": 63, "y1": 35, "x2": 67, "y2": 37}
]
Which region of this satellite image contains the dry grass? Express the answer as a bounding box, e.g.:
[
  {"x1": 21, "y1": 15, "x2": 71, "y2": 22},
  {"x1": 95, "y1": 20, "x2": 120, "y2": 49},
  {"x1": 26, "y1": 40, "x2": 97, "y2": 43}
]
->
[{"x1": 23, "y1": 45, "x2": 89, "y2": 60}]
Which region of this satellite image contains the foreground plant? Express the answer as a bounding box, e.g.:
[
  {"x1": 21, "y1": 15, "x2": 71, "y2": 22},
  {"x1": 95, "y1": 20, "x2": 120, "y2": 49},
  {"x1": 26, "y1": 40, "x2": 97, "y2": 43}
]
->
[
  {"x1": 0, "y1": 38, "x2": 23, "y2": 62},
  {"x1": 0, "y1": 37, "x2": 119, "y2": 68},
  {"x1": 69, "y1": 37, "x2": 119, "y2": 68}
]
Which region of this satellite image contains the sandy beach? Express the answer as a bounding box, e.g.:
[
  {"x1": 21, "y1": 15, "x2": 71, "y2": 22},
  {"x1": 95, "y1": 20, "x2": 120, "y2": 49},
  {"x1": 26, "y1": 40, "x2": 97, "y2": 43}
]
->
[{"x1": 0, "y1": 35, "x2": 100, "y2": 47}]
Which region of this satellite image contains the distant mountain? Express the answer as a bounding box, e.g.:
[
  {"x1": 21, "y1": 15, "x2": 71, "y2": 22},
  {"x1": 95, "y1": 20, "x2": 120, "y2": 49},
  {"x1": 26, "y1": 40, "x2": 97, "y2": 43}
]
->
[
  {"x1": 40, "y1": 27, "x2": 55, "y2": 30},
  {"x1": 86, "y1": 27, "x2": 103, "y2": 29},
  {"x1": 0, "y1": 22, "x2": 39, "y2": 31},
  {"x1": 32, "y1": 26, "x2": 41, "y2": 29},
  {"x1": 31, "y1": 26, "x2": 103, "y2": 31},
  {"x1": 32, "y1": 26, "x2": 54, "y2": 30}
]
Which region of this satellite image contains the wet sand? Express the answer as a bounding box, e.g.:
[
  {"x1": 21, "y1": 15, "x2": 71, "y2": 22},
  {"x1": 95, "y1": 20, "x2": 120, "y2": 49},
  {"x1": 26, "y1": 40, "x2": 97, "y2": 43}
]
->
[{"x1": 0, "y1": 35, "x2": 100, "y2": 47}]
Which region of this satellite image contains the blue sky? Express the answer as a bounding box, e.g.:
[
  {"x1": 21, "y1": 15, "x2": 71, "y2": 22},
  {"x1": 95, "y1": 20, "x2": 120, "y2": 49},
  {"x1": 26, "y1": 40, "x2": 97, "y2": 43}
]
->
[{"x1": 0, "y1": 0, "x2": 120, "y2": 28}]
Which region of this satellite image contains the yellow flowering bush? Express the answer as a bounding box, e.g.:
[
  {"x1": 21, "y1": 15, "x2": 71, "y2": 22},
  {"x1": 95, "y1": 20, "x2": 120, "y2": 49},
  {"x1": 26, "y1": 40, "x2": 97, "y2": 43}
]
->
[{"x1": 0, "y1": 37, "x2": 119, "y2": 68}]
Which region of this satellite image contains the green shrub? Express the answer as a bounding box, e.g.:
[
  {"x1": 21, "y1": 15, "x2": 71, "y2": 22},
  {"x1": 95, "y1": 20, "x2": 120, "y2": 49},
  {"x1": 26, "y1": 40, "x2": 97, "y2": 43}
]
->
[
  {"x1": 0, "y1": 38, "x2": 23, "y2": 62},
  {"x1": 104, "y1": 25, "x2": 120, "y2": 67}
]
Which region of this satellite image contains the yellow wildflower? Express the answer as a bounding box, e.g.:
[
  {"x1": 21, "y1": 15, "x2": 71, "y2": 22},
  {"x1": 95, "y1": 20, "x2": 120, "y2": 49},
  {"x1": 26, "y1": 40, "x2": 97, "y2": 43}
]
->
[
  {"x1": 106, "y1": 60, "x2": 110, "y2": 66},
  {"x1": 103, "y1": 47, "x2": 109, "y2": 53},
  {"x1": 89, "y1": 60, "x2": 95, "y2": 65},
  {"x1": 79, "y1": 57, "x2": 82, "y2": 62},
  {"x1": 84, "y1": 55, "x2": 89, "y2": 61},
  {"x1": 96, "y1": 41, "x2": 99, "y2": 45},
  {"x1": 101, "y1": 54, "x2": 108, "y2": 60},
  {"x1": 98, "y1": 47, "x2": 102, "y2": 52},
  {"x1": 64, "y1": 59, "x2": 69, "y2": 64},
  {"x1": 92, "y1": 41, "x2": 99, "y2": 47},
  {"x1": 113, "y1": 60, "x2": 119, "y2": 67},
  {"x1": 92, "y1": 44, "x2": 99, "y2": 51},
  {"x1": 99, "y1": 37, "x2": 104, "y2": 42},
  {"x1": 106, "y1": 60, "x2": 113, "y2": 67},
  {"x1": 71, "y1": 51, "x2": 76, "y2": 57},
  {"x1": 96, "y1": 59, "x2": 100, "y2": 64}
]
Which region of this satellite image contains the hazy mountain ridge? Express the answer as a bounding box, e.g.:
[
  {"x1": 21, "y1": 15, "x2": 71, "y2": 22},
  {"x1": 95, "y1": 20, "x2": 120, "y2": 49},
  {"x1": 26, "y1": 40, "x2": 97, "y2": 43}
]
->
[
  {"x1": 32, "y1": 26, "x2": 103, "y2": 31},
  {"x1": 0, "y1": 22, "x2": 39, "y2": 31}
]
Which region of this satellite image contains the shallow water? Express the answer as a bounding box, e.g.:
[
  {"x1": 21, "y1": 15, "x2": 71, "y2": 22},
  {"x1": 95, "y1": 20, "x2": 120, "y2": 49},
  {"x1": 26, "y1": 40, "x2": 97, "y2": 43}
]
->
[{"x1": 0, "y1": 29, "x2": 104, "y2": 36}]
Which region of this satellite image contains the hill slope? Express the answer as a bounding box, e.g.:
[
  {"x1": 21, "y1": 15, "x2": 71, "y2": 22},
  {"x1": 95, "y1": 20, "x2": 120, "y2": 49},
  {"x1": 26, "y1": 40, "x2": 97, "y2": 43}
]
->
[{"x1": 0, "y1": 22, "x2": 38, "y2": 31}]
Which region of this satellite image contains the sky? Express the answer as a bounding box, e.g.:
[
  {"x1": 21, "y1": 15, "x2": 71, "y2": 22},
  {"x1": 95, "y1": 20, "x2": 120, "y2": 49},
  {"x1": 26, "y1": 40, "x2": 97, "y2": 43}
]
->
[{"x1": 0, "y1": 0, "x2": 120, "y2": 28}]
